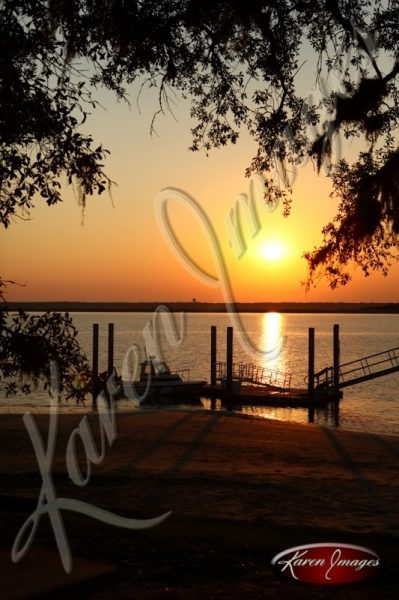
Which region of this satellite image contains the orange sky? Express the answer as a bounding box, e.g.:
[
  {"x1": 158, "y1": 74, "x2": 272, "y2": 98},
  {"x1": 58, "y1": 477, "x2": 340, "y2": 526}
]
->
[{"x1": 3, "y1": 77, "x2": 399, "y2": 303}]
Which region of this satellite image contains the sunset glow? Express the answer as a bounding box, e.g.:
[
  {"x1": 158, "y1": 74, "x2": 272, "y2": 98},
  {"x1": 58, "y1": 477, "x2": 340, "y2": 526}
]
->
[
  {"x1": 3, "y1": 87, "x2": 399, "y2": 303},
  {"x1": 259, "y1": 240, "x2": 285, "y2": 262}
]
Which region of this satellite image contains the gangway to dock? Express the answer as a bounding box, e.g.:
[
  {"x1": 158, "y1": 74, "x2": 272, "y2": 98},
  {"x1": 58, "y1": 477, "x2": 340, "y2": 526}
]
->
[
  {"x1": 314, "y1": 345, "x2": 399, "y2": 390},
  {"x1": 216, "y1": 361, "x2": 293, "y2": 392},
  {"x1": 209, "y1": 325, "x2": 399, "y2": 407}
]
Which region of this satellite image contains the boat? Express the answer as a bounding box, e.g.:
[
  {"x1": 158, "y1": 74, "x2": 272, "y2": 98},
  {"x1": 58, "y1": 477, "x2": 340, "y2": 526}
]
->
[{"x1": 122, "y1": 357, "x2": 208, "y2": 402}]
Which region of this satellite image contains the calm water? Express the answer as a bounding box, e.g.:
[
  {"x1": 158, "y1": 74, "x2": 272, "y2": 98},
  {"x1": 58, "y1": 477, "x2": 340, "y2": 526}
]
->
[{"x1": 2, "y1": 312, "x2": 399, "y2": 436}]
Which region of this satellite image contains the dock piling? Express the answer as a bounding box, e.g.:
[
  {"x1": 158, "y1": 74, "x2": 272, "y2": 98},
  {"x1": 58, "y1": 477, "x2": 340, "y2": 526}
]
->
[
  {"x1": 333, "y1": 324, "x2": 340, "y2": 390},
  {"x1": 92, "y1": 323, "x2": 99, "y2": 409},
  {"x1": 226, "y1": 326, "x2": 233, "y2": 394},
  {"x1": 211, "y1": 325, "x2": 217, "y2": 386},
  {"x1": 308, "y1": 327, "x2": 315, "y2": 402},
  {"x1": 107, "y1": 322, "x2": 114, "y2": 376}
]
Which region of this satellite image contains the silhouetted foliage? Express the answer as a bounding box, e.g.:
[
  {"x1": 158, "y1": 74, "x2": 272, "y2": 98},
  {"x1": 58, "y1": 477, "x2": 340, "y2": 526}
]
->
[
  {"x1": 2, "y1": 0, "x2": 399, "y2": 288},
  {"x1": 0, "y1": 266, "x2": 91, "y2": 403},
  {"x1": 0, "y1": 308, "x2": 91, "y2": 402}
]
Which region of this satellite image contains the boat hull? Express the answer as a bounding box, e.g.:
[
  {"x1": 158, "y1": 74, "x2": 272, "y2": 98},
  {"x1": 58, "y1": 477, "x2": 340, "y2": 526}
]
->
[{"x1": 121, "y1": 379, "x2": 208, "y2": 403}]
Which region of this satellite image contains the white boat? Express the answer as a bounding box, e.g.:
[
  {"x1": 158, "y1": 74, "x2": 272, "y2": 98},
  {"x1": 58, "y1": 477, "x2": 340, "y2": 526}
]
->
[{"x1": 123, "y1": 357, "x2": 207, "y2": 401}]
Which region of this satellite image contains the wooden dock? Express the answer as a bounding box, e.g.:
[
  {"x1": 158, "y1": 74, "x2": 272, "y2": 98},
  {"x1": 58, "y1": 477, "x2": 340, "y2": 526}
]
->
[
  {"x1": 90, "y1": 322, "x2": 398, "y2": 411},
  {"x1": 207, "y1": 325, "x2": 341, "y2": 407},
  {"x1": 203, "y1": 384, "x2": 341, "y2": 408},
  {"x1": 207, "y1": 323, "x2": 399, "y2": 409}
]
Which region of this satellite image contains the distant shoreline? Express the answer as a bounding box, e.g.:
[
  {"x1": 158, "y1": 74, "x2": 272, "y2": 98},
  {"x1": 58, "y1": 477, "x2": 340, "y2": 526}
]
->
[{"x1": 3, "y1": 301, "x2": 399, "y2": 313}]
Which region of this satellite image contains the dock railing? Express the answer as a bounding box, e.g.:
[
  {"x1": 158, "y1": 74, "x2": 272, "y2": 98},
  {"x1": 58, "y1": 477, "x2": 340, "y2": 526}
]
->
[
  {"x1": 216, "y1": 362, "x2": 293, "y2": 391},
  {"x1": 313, "y1": 345, "x2": 399, "y2": 390},
  {"x1": 338, "y1": 345, "x2": 399, "y2": 388},
  {"x1": 313, "y1": 366, "x2": 335, "y2": 389}
]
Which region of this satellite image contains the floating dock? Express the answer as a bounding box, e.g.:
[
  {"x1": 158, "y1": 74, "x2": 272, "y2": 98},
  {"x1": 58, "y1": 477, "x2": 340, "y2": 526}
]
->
[
  {"x1": 206, "y1": 324, "x2": 339, "y2": 408},
  {"x1": 203, "y1": 384, "x2": 341, "y2": 408}
]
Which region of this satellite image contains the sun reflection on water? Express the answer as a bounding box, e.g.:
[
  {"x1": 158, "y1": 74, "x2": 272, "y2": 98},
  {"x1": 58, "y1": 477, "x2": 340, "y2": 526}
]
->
[{"x1": 261, "y1": 312, "x2": 285, "y2": 371}]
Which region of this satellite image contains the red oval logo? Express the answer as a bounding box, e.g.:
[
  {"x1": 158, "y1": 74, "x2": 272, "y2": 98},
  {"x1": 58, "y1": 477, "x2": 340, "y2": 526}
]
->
[{"x1": 271, "y1": 543, "x2": 382, "y2": 585}]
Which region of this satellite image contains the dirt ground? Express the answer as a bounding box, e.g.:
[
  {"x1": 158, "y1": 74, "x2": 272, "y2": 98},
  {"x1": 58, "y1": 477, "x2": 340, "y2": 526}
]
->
[{"x1": 1, "y1": 408, "x2": 398, "y2": 598}]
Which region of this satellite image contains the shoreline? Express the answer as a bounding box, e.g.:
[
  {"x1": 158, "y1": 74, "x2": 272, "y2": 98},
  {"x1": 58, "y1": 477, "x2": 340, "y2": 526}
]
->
[
  {"x1": 3, "y1": 301, "x2": 399, "y2": 314},
  {"x1": 0, "y1": 402, "x2": 398, "y2": 439}
]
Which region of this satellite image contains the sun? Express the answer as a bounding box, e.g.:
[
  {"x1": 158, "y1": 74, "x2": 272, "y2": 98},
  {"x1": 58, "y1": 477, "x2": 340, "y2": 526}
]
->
[{"x1": 259, "y1": 240, "x2": 285, "y2": 261}]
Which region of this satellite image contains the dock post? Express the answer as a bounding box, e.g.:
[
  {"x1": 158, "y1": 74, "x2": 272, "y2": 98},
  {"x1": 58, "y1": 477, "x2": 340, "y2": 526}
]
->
[
  {"x1": 226, "y1": 326, "x2": 233, "y2": 394},
  {"x1": 92, "y1": 323, "x2": 99, "y2": 410},
  {"x1": 308, "y1": 327, "x2": 315, "y2": 402},
  {"x1": 333, "y1": 324, "x2": 340, "y2": 390},
  {"x1": 107, "y1": 322, "x2": 114, "y2": 376},
  {"x1": 211, "y1": 325, "x2": 217, "y2": 386}
]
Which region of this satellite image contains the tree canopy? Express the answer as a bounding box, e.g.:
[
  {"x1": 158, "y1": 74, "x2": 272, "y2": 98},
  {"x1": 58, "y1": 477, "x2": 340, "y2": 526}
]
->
[{"x1": 2, "y1": 0, "x2": 399, "y2": 288}]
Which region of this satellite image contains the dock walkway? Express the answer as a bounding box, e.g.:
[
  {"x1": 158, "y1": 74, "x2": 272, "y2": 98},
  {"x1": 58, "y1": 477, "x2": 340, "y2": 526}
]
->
[{"x1": 315, "y1": 345, "x2": 399, "y2": 390}]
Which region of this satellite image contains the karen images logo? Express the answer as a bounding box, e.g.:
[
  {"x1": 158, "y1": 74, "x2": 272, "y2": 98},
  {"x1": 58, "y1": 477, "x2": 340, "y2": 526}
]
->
[{"x1": 271, "y1": 543, "x2": 383, "y2": 585}]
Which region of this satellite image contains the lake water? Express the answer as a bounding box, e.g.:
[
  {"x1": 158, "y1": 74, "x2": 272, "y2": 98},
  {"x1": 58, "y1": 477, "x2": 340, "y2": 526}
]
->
[{"x1": 2, "y1": 311, "x2": 399, "y2": 437}]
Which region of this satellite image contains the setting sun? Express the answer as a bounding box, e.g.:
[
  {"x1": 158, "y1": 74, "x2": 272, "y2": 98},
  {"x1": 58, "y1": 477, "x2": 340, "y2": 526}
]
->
[{"x1": 259, "y1": 240, "x2": 285, "y2": 261}]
